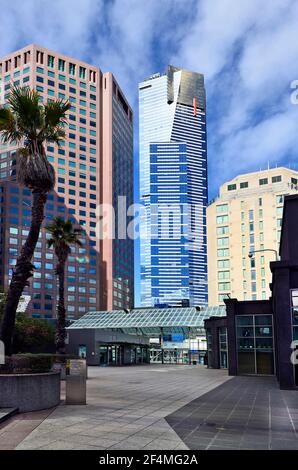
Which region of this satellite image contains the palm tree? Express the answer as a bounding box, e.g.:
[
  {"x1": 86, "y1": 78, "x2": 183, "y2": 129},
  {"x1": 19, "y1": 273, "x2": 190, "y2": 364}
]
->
[
  {"x1": 0, "y1": 87, "x2": 71, "y2": 355},
  {"x1": 46, "y1": 217, "x2": 82, "y2": 354}
]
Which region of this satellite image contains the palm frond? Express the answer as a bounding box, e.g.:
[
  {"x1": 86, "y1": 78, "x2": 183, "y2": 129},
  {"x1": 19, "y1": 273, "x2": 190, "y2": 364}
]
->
[
  {"x1": 0, "y1": 107, "x2": 23, "y2": 143},
  {"x1": 46, "y1": 217, "x2": 83, "y2": 250},
  {"x1": 44, "y1": 100, "x2": 71, "y2": 128},
  {"x1": 7, "y1": 86, "x2": 42, "y2": 138}
]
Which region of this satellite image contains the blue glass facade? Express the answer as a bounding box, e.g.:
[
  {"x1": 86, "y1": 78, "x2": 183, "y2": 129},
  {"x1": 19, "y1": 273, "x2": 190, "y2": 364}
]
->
[{"x1": 139, "y1": 66, "x2": 208, "y2": 307}]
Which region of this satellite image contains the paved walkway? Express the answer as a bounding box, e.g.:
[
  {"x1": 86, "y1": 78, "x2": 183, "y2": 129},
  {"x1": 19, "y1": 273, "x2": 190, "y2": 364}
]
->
[
  {"x1": 166, "y1": 376, "x2": 298, "y2": 450},
  {"x1": 13, "y1": 365, "x2": 230, "y2": 450},
  {"x1": 3, "y1": 366, "x2": 296, "y2": 450}
]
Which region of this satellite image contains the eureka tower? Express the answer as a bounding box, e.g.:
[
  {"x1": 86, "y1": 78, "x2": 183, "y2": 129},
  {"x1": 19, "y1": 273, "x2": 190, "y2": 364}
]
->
[{"x1": 139, "y1": 66, "x2": 208, "y2": 307}]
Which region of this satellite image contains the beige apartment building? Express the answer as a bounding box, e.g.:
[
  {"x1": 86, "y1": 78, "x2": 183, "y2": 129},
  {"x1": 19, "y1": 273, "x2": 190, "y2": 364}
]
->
[{"x1": 207, "y1": 167, "x2": 298, "y2": 305}]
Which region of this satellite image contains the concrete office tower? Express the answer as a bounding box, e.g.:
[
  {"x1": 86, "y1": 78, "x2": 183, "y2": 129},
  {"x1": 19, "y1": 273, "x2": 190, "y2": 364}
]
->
[
  {"x1": 207, "y1": 167, "x2": 298, "y2": 305},
  {"x1": 139, "y1": 66, "x2": 207, "y2": 307},
  {"x1": 0, "y1": 44, "x2": 134, "y2": 319}
]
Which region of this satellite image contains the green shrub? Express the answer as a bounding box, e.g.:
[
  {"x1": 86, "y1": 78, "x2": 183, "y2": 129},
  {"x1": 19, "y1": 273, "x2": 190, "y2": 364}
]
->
[
  {"x1": 0, "y1": 354, "x2": 54, "y2": 374},
  {"x1": 13, "y1": 314, "x2": 55, "y2": 353}
]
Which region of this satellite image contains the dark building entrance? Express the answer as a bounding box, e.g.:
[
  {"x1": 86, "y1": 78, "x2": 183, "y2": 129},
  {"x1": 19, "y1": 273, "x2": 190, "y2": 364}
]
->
[{"x1": 98, "y1": 344, "x2": 149, "y2": 366}]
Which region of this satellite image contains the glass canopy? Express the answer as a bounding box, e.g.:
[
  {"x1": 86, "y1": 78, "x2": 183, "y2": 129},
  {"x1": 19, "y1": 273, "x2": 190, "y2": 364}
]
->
[{"x1": 67, "y1": 306, "x2": 226, "y2": 336}]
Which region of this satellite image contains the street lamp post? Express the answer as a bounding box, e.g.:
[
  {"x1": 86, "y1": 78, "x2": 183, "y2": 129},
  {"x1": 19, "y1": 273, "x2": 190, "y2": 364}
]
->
[{"x1": 248, "y1": 248, "x2": 279, "y2": 261}]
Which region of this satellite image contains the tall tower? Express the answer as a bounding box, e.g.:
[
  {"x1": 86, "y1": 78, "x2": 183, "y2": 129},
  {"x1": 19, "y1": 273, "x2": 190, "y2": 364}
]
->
[
  {"x1": 139, "y1": 66, "x2": 207, "y2": 307},
  {"x1": 0, "y1": 44, "x2": 134, "y2": 319}
]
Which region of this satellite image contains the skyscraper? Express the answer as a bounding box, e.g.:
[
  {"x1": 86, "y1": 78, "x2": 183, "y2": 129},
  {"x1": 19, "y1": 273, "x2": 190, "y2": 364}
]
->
[
  {"x1": 207, "y1": 167, "x2": 298, "y2": 305},
  {"x1": 0, "y1": 44, "x2": 134, "y2": 319},
  {"x1": 139, "y1": 66, "x2": 207, "y2": 307}
]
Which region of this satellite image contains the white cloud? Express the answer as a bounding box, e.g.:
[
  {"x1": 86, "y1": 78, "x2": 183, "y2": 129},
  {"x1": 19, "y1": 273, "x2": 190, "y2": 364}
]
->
[
  {"x1": 171, "y1": 0, "x2": 298, "y2": 196},
  {"x1": 0, "y1": 0, "x2": 102, "y2": 59},
  {"x1": 0, "y1": 0, "x2": 298, "y2": 198}
]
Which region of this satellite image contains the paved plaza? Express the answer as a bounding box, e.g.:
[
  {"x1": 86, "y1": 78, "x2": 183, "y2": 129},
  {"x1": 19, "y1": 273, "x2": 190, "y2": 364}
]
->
[
  {"x1": 0, "y1": 365, "x2": 297, "y2": 450},
  {"x1": 3, "y1": 365, "x2": 230, "y2": 450},
  {"x1": 167, "y1": 375, "x2": 298, "y2": 450}
]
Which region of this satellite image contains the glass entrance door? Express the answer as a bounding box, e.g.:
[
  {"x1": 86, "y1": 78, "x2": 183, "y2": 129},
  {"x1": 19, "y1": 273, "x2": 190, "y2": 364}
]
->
[{"x1": 99, "y1": 346, "x2": 108, "y2": 365}]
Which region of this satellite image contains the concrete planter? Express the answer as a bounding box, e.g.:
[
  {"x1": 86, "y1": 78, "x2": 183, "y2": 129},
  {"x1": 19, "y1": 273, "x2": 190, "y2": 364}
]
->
[{"x1": 0, "y1": 371, "x2": 61, "y2": 412}]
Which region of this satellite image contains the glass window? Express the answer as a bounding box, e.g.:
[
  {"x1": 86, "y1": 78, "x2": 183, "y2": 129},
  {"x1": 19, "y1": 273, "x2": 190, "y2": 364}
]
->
[
  {"x1": 272, "y1": 175, "x2": 282, "y2": 183},
  {"x1": 48, "y1": 55, "x2": 54, "y2": 68},
  {"x1": 58, "y1": 59, "x2": 65, "y2": 71},
  {"x1": 236, "y1": 314, "x2": 274, "y2": 375},
  {"x1": 216, "y1": 204, "x2": 228, "y2": 214},
  {"x1": 69, "y1": 63, "x2": 76, "y2": 75}
]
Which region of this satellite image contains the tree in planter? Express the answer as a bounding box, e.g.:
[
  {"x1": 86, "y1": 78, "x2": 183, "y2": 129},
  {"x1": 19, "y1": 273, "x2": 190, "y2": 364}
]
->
[
  {"x1": 46, "y1": 217, "x2": 82, "y2": 354},
  {"x1": 0, "y1": 87, "x2": 71, "y2": 355}
]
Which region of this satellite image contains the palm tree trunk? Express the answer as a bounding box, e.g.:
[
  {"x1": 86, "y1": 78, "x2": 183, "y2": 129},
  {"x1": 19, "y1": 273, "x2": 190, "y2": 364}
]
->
[
  {"x1": 56, "y1": 258, "x2": 67, "y2": 354},
  {"x1": 0, "y1": 189, "x2": 48, "y2": 355}
]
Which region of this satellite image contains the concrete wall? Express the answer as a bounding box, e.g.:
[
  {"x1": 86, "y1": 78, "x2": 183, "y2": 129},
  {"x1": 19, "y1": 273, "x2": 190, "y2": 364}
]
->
[{"x1": 0, "y1": 372, "x2": 60, "y2": 412}]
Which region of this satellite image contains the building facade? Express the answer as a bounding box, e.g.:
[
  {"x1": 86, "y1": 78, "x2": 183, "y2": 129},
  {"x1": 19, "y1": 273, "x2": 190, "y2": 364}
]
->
[
  {"x1": 0, "y1": 44, "x2": 134, "y2": 319},
  {"x1": 207, "y1": 167, "x2": 298, "y2": 306},
  {"x1": 205, "y1": 194, "x2": 298, "y2": 390},
  {"x1": 139, "y1": 66, "x2": 207, "y2": 307},
  {"x1": 66, "y1": 305, "x2": 225, "y2": 366}
]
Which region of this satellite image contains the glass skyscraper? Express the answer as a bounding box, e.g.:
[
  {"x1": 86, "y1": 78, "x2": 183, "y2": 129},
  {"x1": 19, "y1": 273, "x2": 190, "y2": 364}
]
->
[{"x1": 139, "y1": 66, "x2": 208, "y2": 307}]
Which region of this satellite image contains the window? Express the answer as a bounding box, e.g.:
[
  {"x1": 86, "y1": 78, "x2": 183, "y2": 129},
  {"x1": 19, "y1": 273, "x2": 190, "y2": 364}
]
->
[
  {"x1": 217, "y1": 248, "x2": 229, "y2": 257},
  {"x1": 227, "y1": 184, "x2": 236, "y2": 191},
  {"x1": 259, "y1": 178, "x2": 268, "y2": 185},
  {"x1": 217, "y1": 237, "x2": 229, "y2": 247},
  {"x1": 291, "y1": 177, "x2": 297, "y2": 187},
  {"x1": 240, "y1": 181, "x2": 248, "y2": 189},
  {"x1": 218, "y1": 282, "x2": 231, "y2": 291},
  {"x1": 79, "y1": 66, "x2": 86, "y2": 79},
  {"x1": 216, "y1": 215, "x2": 228, "y2": 224},
  {"x1": 58, "y1": 59, "x2": 65, "y2": 71},
  {"x1": 217, "y1": 259, "x2": 230, "y2": 269},
  {"x1": 47, "y1": 55, "x2": 54, "y2": 67},
  {"x1": 69, "y1": 63, "x2": 76, "y2": 75},
  {"x1": 272, "y1": 175, "x2": 282, "y2": 183},
  {"x1": 276, "y1": 195, "x2": 284, "y2": 205},
  {"x1": 217, "y1": 226, "x2": 229, "y2": 235},
  {"x1": 218, "y1": 271, "x2": 230, "y2": 280}
]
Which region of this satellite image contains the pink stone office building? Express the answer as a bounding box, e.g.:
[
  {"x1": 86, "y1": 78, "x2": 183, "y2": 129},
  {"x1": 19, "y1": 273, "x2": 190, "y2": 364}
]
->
[{"x1": 0, "y1": 45, "x2": 134, "y2": 320}]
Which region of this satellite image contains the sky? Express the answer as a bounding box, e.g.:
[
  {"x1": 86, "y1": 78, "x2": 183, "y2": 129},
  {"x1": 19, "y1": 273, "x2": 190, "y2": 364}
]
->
[{"x1": 1, "y1": 0, "x2": 298, "y2": 304}]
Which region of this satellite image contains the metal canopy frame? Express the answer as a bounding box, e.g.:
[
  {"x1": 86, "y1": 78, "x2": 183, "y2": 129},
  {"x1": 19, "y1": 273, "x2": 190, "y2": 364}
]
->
[{"x1": 67, "y1": 306, "x2": 226, "y2": 337}]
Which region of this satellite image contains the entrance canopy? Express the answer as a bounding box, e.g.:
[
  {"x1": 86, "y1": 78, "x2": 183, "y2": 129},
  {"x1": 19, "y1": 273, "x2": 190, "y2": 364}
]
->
[{"x1": 67, "y1": 306, "x2": 226, "y2": 336}]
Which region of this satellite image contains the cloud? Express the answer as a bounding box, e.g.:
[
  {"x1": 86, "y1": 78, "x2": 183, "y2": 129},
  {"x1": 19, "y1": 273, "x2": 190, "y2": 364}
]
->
[
  {"x1": 171, "y1": 0, "x2": 298, "y2": 196},
  {"x1": 0, "y1": 0, "x2": 102, "y2": 59},
  {"x1": 0, "y1": 0, "x2": 298, "y2": 199}
]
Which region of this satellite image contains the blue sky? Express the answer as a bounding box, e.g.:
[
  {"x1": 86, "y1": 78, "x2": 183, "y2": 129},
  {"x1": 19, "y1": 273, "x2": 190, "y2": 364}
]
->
[{"x1": 1, "y1": 0, "x2": 298, "y2": 304}]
